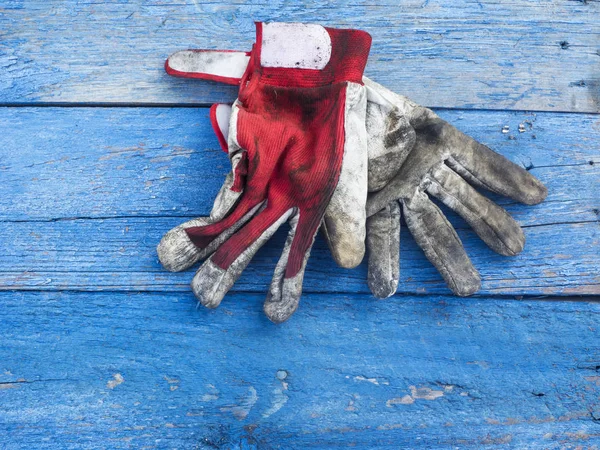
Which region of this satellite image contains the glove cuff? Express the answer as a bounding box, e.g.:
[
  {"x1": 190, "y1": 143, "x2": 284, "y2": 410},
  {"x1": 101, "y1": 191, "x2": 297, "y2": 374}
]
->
[{"x1": 251, "y1": 22, "x2": 371, "y2": 87}]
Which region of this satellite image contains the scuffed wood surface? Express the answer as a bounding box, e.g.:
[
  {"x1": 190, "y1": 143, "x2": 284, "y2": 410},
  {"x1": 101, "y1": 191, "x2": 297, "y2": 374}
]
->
[
  {"x1": 1, "y1": 0, "x2": 599, "y2": 111},
  {"x1": 0, "y1": 107, "x2": 598, "y2": 296},
  {"x1": 1, "y1": 291, "x2": 600, "y2": 449}
]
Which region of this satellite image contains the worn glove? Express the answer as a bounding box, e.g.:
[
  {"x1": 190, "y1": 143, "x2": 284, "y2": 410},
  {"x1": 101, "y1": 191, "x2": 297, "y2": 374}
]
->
[
  {"x1": 362, "y1": 77, "x2": 547, "y2": 296},
  {"x1": 158, "y1": 22, "x2": 372, "y2": 322},
  {"x1": 164, "y1": 40, "x2": 547, "y2": 299}
]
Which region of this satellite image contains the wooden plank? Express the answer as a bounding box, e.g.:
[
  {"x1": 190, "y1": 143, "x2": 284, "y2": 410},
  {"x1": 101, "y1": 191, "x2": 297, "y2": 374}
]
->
[
  {"x1": 1, "y1": 291, "x2": 599, "y2": 448},
  {"x1": 1, "y1": 1, "x2": 599, "y2": 112},
  {"x1": 1, "y1": 218, "x2": 599, "y2": 296},
  {"x1": 1, "y1": 107, "x2": 598, "y2": 222},
  {"x1": 1, "y1": 106, "x2": 598, "y2": 296}
]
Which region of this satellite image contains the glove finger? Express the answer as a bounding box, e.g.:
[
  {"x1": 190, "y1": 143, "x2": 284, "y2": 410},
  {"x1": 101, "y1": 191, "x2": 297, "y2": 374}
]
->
[
  {"x1": 165, "y1": 50, "x2": 250, "y2": 85},
  {"x1": 403, "y1": 190, "x2": 481, "y2": 296},
  {"x1": 426, "y1": 164, "x2": 525, "y2": 256},
  {"x1": 264, "y1": 210, "x2": 320, "y2": 323},
  {"x1": 209, "y1": 166, "x2": 244, "y2": 221},
  {"x1": 157, "y1": 217, "x2": 211, "y2": 272},
  {"x1": 158, "y1": 104, "x2": 246, "y2": 273},
  {"x1": 444, "y1": 126, "x2": 547, "y2": 205},
  {"x1": 366, "y1": 201, "x2": 401, "y2": 299},
  {"x1": 208, "y1": 106, "x2": 248, "y2": 220},
  {"x1": 186, "y1": 191, "x2": 263, "y2": 249},
  {"x1": 192, "y1": 205, "x2": 293, "y2": 309},
  {"x1": 322, "y1": 81, "x2": 368, "y2": 269},
  {"x1": 158, "y1": 203, "x2": 264, "y2": 273}
]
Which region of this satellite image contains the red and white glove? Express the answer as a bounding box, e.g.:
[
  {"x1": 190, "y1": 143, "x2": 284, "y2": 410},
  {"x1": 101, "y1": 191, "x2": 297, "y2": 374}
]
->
[{"x1": 158, "y1": 22, "x2": 371, "y2": 323}]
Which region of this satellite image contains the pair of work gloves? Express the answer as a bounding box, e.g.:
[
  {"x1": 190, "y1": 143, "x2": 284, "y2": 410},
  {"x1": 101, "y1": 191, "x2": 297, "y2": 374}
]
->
[{"x1": 157, "y1": 22, "x2": 547, "y2": 323}]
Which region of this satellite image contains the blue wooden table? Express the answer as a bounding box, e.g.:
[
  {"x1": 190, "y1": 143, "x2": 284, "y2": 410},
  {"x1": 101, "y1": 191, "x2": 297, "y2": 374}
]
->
[{"x1": 1, "y1": 2, "x2": 599, "y2": 448}]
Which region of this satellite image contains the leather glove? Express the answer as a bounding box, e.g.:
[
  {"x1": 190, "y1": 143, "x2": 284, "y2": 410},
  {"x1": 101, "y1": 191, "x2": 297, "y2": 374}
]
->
[
  {"x1": 164, "y1": 38, "x2": 547, "y2": 299},
  {"x1": 158, "y1": 22, "x2": 372, "y2": 323}
]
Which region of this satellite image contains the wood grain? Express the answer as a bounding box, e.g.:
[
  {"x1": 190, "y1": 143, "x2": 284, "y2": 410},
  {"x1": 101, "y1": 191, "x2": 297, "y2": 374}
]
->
[
  {"x1": 1, "y1": 1, "x2": 599, "y2": 111},
  {"x1": 1, "y1": 291, "x2": 599, "y2": 449},
  {"x1": 2, "y1": 218, "x2": 599, "y2": 296}
]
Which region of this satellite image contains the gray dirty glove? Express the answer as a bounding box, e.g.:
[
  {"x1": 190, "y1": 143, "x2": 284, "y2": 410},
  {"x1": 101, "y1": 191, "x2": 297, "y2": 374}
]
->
[{"x1": 364, "y1": 78, "x2": 548, "y2": 297}]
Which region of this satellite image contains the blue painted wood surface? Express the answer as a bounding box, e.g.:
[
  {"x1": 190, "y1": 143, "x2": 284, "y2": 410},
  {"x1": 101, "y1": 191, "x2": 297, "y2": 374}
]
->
[
  {"x1": 1, "y1": 1, "x2": 599, "y2": 448},
  {"x1": 1, "y1": 292, "x2": 600, "y2": 448},
  {"x1": 1, "y1": 0, "x2": 599, "y2": 111}
]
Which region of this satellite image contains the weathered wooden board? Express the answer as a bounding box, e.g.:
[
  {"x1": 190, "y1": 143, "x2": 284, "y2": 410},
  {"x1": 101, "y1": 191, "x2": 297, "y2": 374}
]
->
[
  {"x1": 1, "y1": 291, "x2": 599, "y2": 449},
  {"x1": 0, "y1": 107, "x2": 598, "y2": 296},
  {"x1": 2, "y1": 217, "x2": 600, "y2": 296},
  {"x1": 1, "y1": 107, "x2": 599, "y2": 222},
  {"x1": 1, "y1": 0, "x2": 599, "y2": 112}
]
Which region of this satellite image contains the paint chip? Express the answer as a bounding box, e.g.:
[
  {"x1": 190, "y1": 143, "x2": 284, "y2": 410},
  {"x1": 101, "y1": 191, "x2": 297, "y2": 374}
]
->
[
  {"x1": 107, "y1": 373, "x2": 124, "y2": 389},
  {"x1": 386, "y1": 395, "x2": 414, "y2": 407},
  {"x1": 354, "y1": 375, "x2": 380, "y2": 385},
  {"x1": 221, "y1": 386, "x2": 257, "y2": 420},
  {"x1": 386, "y1": 386, "x2": 444, "y2": 407},
  {"x1": 410, "y1": 385, "x2": 444, "y2": 400},
  {"x1": 263, "y1": 372, "x2": 290, "y2": 418}
]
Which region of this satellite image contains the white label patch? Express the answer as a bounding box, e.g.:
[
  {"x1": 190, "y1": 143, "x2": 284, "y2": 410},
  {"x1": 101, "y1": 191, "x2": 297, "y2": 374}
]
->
[{"x1": 261, "y1": 22, "x2": 331, "y2": 70}]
